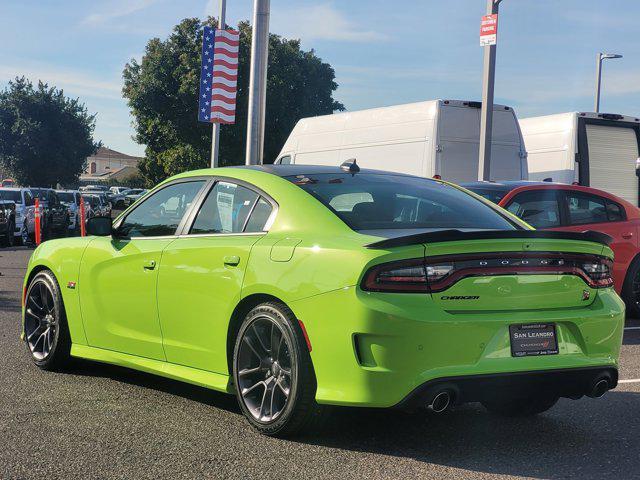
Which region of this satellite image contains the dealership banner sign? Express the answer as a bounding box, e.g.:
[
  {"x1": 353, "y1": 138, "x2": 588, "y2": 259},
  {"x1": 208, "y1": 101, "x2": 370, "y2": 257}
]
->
[
  {"x1": 198, "y1": 26, "x2": 240, "y2": 124},
  {"x1": 480, "y1": 14, "x2": 498, "y2": 46}
]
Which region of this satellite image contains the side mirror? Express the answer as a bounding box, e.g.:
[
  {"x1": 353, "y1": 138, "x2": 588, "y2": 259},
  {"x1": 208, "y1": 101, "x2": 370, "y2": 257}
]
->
[{"x1": 86, "y1": 216, "x2": 113, "y2": 236}]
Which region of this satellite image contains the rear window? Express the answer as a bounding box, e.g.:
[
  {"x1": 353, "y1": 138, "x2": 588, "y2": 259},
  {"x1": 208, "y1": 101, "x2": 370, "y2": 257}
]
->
[
  {"x1": 464, "y1": 187, "x2": 509, "y2": 204},
  {"x1": 57, "y1": 192, "x2": 76, "y2": 203},
  {"x1": 287, "y1": 173, "x2": 518, "y2": 231}
]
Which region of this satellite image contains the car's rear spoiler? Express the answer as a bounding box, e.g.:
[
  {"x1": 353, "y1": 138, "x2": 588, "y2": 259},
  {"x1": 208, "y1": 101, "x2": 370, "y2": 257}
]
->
[{"x1": 365, "y1": 229, "x2": 613, "y2": 249}]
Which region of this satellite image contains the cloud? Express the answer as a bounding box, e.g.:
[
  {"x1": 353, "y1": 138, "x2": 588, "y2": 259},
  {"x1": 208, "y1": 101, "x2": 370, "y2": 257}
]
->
[
  {"x1": 272, "y1": 3, "x2": 385, "y2": 43},
  {"x1": 0, "y1": 63, "x2": 122, "y2": 100},
  {"x1": 81, "y1": 0, "x2": 159, "y2": 26}
]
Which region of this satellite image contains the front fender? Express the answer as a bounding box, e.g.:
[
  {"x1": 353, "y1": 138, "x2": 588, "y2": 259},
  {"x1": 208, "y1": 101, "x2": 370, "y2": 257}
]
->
[{"x1": 23, "y1": 238, "x2": 94, "y2": 345}]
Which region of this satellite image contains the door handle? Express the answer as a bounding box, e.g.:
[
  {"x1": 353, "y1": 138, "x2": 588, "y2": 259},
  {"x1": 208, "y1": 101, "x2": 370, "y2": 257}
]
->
[
  {"x1": 622, "y1": 232, "x2": 634, "y2": 239},
  {"x1": 223, "y1": 255, "x2": 241, "y2": 266},
  {"x1": 143, "y1": 260, "x2": 156, "y2": 270}
]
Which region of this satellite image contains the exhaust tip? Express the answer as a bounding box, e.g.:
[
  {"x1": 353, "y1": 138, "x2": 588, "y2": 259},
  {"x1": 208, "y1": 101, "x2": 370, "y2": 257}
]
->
[
  {"x1": 428, "y1": 391, "x2": 451, "y2": 413},
  {"x1": 588, "y1": 379, "x2": 609, "y2": 398}
]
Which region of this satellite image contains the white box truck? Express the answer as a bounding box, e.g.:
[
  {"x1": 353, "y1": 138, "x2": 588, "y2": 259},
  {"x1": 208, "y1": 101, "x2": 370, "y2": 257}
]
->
[
  {"x1": 520, "y1": 112, "x2": 640, "y2": 205},
  {"x1": 275, "y1": 100, "x2": 528, "y2": 183}
]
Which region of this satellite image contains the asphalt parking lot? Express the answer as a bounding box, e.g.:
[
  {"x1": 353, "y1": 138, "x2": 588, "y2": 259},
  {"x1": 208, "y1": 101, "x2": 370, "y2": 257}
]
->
[{"x1": 1, "y1": 247, "x2": 640, "y2": 479}]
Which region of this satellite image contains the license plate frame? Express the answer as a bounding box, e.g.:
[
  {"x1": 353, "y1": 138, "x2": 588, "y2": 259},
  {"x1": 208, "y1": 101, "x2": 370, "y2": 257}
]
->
[{"x1": 509, "y1": 323, "x2": 559, "y2": 357}]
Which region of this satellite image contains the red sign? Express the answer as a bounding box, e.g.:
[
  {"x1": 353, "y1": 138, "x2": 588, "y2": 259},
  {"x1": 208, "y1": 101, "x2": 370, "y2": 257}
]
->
[{"x1": 480, "y1": 14, "x2": 498, "y2": 46}]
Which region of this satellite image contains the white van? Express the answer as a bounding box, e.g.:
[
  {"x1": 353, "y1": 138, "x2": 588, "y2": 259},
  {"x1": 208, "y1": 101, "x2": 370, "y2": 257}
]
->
[
  {"x1": 275, "y1": 100, "x2": 528, "y2": 183},
  {"x1": 520, "y1": 112, "x2": 640, "y2": 205}
]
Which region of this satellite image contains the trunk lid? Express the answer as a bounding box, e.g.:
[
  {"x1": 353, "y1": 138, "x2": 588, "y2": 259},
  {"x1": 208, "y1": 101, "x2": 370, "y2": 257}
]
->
[{"x1": 366, "y1": 230, "x2": 612, "y2": 312}]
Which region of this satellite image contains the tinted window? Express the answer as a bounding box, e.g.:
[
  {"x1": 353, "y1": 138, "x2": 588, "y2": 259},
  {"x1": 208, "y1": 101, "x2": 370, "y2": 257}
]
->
[
  {"x1": 606, "y1": 201, "x2": 625, "y2": 222},
  {"x1": 566, "y1": 193, "x2": 610, "y2": 225},
  {"x1": 464, "y1": 187, "x2": 509, "y2": 205},
  {"x1": 119, "y1": 181, "x2": 205, "y2": 237},
  {"x1": 244, "y1": 197, "x2": 273, "y2": 232},
  {"x1": 506, "y1": 191, "x2": 561, "y2": 228},
  {"x1": 0, "y1": 190, "x2": 22, "y2": 203},
  {"x1": 279, "y1": 155, "x2": 292, "y2": 165},
  {"x1": 57, "y1": 192, "x2": 76, "y2": 203},
  {"x1": 191, "y1": 182, "x2": 260, "y2": 234},
  {"x1": 24, "y1": 191, "x2": 33, "y2": 206},
  {"x1": 287, "y1": 173, "x2": 518, "y2": 231}
]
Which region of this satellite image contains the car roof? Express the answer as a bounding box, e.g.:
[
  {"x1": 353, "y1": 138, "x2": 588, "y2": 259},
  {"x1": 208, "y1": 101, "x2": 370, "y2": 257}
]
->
[
  {"x1": 237, "y1": 164, "x2": 418, "y2": 178},
  {"x1": 461, "y1": 181, "x2": 556, "y2": 190}
]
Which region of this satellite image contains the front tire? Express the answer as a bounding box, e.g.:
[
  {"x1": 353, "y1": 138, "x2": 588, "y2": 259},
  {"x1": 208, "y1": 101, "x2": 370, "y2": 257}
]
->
[
  {"x1": 232, "y1": 302, "x2": 327, "y2": 437},
  {"x1": 23, "y1": 270, "x2": 71, "y2": 371},
  {"x1": 482, "y1": 395, "x2": 558, "y2": 416}
]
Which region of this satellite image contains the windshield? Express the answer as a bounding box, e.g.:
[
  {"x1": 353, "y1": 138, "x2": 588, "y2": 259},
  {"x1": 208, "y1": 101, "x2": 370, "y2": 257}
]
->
[
  {"x1": 287, "y1": 173, "x2": 520, "y2": 231},
  {"x1": 0, "y1": 190, "x2": 22, "y2": 203},
  {"x1": 57, "y1": 192, "x2": 76, "y2": 203}
]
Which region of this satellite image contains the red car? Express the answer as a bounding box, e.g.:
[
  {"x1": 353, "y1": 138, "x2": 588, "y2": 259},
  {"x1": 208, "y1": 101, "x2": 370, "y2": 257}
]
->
[{"x1": 463, "y1": 181, "x2": 640, "y2": 316}]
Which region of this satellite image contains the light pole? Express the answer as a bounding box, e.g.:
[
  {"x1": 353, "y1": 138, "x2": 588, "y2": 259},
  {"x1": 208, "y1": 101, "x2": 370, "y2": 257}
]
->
[
  {"x1": 210, "y1": 0, "x2": 226, "y2": 168},
  {"x1": 245, "y1": 0, "x2": 271, "y2": 165},
  {"x1": 595, "y1": 52, "x2": 623, "y2": 113},
  {"x1": 477, "y1": 0, "x2": 502, "y2": 182}
]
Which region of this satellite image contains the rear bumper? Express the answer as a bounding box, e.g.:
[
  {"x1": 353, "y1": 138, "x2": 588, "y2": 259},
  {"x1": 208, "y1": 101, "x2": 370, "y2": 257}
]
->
[
  {"x1": 396, "y1": 366, "x2": 618, "y2": 410},
  {"x1": 291, "y1": 285, "x2": 625, "y2": 408}
]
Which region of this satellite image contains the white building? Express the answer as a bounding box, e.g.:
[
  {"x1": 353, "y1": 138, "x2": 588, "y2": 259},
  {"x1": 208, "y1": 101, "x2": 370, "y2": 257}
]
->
[{"x1": 81, "y1": 147, "x2": 142, "y2": 182}]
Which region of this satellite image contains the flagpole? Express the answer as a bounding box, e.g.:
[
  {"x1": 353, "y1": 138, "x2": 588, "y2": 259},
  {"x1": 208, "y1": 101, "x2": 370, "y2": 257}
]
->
[{"x1": 210, "y1": 0, "x2": 226, "y2": 168}]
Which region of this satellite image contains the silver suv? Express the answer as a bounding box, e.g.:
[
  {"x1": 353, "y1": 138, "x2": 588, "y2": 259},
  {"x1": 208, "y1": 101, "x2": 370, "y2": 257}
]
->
[{"x1": 0, "y1": 187, "x2": 35, "y2": 244}]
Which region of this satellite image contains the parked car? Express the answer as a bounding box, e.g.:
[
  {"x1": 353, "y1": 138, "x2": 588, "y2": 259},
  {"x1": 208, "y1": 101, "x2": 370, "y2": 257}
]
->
[
  {"x1": 519, "y1": 112, "x2": 640, "y2": 206},
  {"x1": 0, "y1": 199, "x2": 16, "y2": 247},
  {"x1": 0, "y1": 187, "x2": 35, "y2": 244},
  {"x1": 122, "y1": 188, "x2": 147, "y2": 207},
  {"x1": 23, "y1": 165, "x2": 623, "y2": 437},
  {"x1": 462, "y1": 181, "x2": 640, "y2": 316},
  {"x1": 30, "y1": 188, "x2": 69, "y2": 238},
  {"x1": 56, "y1": 190, "x2": 82, "y2": 233},
  {"x1": 79, "y1": 185, "x2": 108, "y2": 193},
  {"x1": 109, "y1": 186, "x2": 130, "y2": 195},
  {"x1": 81, "y1": 195, "x2": 101, "y2": 218},
  {"x1": 276, "y1": 99, "x2": 528, "y2": 183}
]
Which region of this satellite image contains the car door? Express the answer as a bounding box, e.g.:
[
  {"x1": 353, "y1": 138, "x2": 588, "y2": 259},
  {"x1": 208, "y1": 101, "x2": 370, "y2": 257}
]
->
[
  {"x1": 157, "y1": 180, "x2": 276, "y2": 373},
  {"x1": 554, "y1": 190, "x2": 635, "y2": 292},
  {"x1": 78, "y1": 179, "x2": 207, "y2": 360}
]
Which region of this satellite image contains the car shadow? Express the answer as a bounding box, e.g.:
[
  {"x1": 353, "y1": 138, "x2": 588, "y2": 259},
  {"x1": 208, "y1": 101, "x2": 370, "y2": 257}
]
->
[
  {"x1": 62, "y1": 358, "x2": 240, "y2": 415},
  {"x1": 297, "y1": 391, "x2": 640, "y2": 479}
]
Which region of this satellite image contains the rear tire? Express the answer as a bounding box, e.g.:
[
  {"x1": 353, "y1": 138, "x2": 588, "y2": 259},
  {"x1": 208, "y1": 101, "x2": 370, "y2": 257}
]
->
[
  {"x1": 622, "y1": 258, "x2": 640, "y2": 318},
  {"x1": 482, "y1": 395, "x2": 558, "y2": 416},
  {"x1": 23, "y1": 270, "x2": 72, "y2": 371},
  {"x1": 232, "y1": 302, "x2": 328, "y2": 437}
]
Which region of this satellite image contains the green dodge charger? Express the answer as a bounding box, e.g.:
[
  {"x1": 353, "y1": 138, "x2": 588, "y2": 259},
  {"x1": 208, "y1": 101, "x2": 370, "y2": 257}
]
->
[{"x1": 22, "y1": 165, "x2": 625, "y2": 436}]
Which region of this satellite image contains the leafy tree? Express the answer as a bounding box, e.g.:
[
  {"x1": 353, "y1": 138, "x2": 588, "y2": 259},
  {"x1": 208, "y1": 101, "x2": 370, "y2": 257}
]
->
[
  {"x1": 123, "y1": 18, "x2": 344, "y2": 185},
  {"x1": 0, "y1": 77, "x2": 99, "y2": 186}
]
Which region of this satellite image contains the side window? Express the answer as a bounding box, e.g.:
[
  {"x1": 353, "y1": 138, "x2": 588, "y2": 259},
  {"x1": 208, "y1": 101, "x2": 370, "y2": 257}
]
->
[
  {"x1": 244, "y1": 197, "x2": 274, "y2": 232},
  {"x1": 278, "y1": 155, "x2": 292, "y2": 165},
  {"x1": 606, "y1": 201, "x2": 625, "y2": 222},
  {"x1": 24, "y1": 191, "x2": 33, "y2": 206},
  {"x1": 118, "y1": 181, "x2": 205, "y2": 237},
  {"x1": 506, "y1": 191, "x2": 561, "y2": 228},
  {"x1": 566, "y1": 193, "x2": 608, "y2": 225},
  {"x1": 190, "y1": 181, "x2": 259, "y2": 234}
]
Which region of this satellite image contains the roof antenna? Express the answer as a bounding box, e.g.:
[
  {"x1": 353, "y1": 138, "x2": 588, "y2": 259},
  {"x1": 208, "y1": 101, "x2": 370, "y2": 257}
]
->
[{"x1": 340, "y1": 158, "x2": 360, "y2": 174}]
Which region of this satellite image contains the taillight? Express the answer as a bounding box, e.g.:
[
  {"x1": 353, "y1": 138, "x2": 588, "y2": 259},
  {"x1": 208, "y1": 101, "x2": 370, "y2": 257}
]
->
[
  {"x1": 361, "y1": 253, "x2": 614, "y2": 293},
  {"x1": 362, "y1": 259, "x2": 453, "y2": 292},
  {"x1": 580, "y1": 257, "x2": 614, "y2": 288}
]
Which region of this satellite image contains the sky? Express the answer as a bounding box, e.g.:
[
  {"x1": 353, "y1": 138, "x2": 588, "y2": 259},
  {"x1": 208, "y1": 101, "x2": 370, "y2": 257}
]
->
[{"x1": 1, "y1": 0, "x2": 639, "y2": 157}]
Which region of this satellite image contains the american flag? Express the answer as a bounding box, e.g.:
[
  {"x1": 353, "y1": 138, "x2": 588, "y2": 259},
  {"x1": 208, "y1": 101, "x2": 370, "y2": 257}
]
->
[{"x1": 198, "y1": 26, "x2": 240, "y2": 124}]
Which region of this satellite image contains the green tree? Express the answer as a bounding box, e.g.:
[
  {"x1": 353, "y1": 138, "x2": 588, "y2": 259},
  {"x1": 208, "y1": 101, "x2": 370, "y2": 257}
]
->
[
  {"x1": 0, "y1": 77, "x2": 99, "y2": 186},
  {"x1": 123, "y1": 18, "x2": 344, "y2": 185}
]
